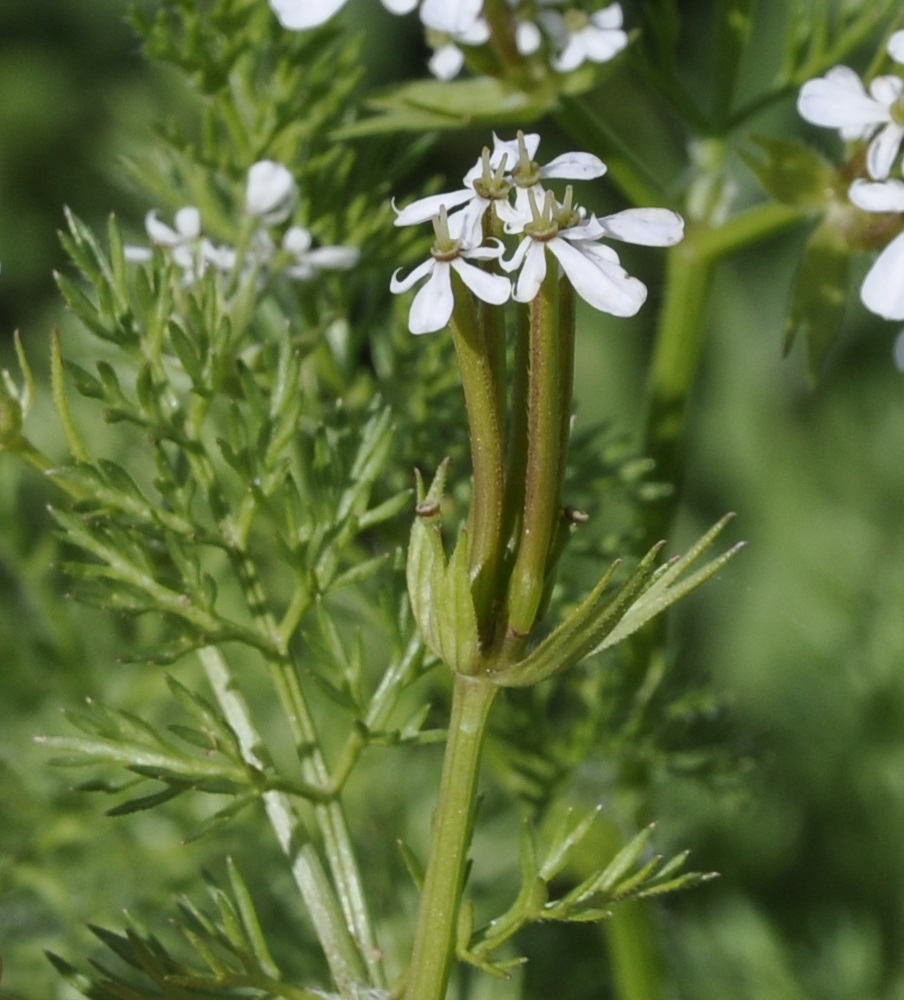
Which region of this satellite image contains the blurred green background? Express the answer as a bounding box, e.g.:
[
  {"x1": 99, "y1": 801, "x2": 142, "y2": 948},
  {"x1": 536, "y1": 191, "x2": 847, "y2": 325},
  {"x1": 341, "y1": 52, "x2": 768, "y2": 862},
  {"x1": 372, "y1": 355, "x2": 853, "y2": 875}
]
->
[{"x1": 3, "y1": 1, "x2": 904, "y2": 998}]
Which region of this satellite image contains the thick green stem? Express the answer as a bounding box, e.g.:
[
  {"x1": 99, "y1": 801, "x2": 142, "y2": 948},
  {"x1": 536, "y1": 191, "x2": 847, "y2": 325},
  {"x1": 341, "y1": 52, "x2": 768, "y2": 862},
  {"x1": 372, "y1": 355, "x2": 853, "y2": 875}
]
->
[
  {"x1": 640, "y1": 238, "x2": 714, "y2": 547},
  {"x1": 641, "y1": 202, "x2": 806, "y2": 547},
  {"x1": 403, "y1": 675, "x2": 498, "y2": 1000},
  {"x1": 449, "y1": 272, "x2": 507, "y2": 633},
  {"x1": 505, "y1": 256, "x2": 567, "y2": 639}
]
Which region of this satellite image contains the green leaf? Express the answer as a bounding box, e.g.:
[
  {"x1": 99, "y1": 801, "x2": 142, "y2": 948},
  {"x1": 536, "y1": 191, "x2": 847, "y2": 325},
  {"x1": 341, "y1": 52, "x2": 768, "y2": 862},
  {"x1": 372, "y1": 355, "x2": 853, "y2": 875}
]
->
[
  {"x1": 334, "y1": 76, "x2": 556, "y2": 138},
  {"x1": 406, "y1": 462, "x2": 480, "y2": 675}
]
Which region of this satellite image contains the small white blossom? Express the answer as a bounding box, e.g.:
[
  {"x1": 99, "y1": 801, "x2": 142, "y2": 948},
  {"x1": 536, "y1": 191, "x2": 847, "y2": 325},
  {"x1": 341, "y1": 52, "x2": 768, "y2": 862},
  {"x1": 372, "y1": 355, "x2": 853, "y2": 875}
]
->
[
  {"x1": 848, "y1": 178, "x2": 904, "y2": 320},
  {"x1": 502, "y1": 190, "x2": 683, "y2": 316},
  {"x1": 245, "y1": 161, "x2": 297, "y2": 226},
  {"x1": 540, "y1": 3, "x2": 628, "y2": 74},
  {"x1": 280, "y1": 226, "x2": 361, "y2": 280},
  {"x1": 797, "y1": 43, "x2": 904, "y2": 180},
  {"x1": 270, "y1": 0, "x2": 417, "y2": 30},
  {"x1": 390, "y1": 209, "x2": 510, "y2": 334},
  {"x1": 125, "y1": 207, "x2": 235, "y2": 284},
  {"x1": 426, "y1": 16, "x2": 490, "y2": 80}
]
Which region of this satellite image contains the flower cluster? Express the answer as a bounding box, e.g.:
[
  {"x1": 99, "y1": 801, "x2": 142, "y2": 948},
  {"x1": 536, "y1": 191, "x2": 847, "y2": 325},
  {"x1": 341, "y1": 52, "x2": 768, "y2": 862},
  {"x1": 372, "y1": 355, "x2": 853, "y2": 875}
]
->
[
  {"x1": 125, "y1": 160, "x2": 359, "y2": 286},
  {"x1": 390, "y1": 132, "x2": 683, "y2": 334},
  {"x1": 269, "y1": 0, "x2": 628, "y2": 81},
  {"x1": 798, "y1": 31, "x2": 904, "y2": 320}
]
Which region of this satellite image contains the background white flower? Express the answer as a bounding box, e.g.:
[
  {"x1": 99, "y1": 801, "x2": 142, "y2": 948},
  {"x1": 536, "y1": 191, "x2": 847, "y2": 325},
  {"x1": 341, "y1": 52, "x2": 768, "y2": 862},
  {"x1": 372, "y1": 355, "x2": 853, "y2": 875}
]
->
[
  {"x1": 540, "y1": 3, "x2": 628, "y2": 74},
  {"x1": 798, "y1": 58, "x2": 904, "y2": 178},
  {"x1": 270, "y1": 0, "x2": 417, "y2": 31},
  {"x1": 245, "y1": 160, "x2": 298, "y2": 225},
  {"x1": 848, "y1": 178, "x2": 904, "y2": 320}
]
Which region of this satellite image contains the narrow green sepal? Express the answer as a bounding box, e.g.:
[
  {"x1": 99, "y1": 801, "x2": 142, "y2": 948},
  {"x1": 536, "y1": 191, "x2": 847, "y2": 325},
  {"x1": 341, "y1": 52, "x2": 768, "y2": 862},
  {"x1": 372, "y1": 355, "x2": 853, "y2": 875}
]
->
[
  {"x1": 785, "y1": 219, "x2": 852, "y2": 381},
  {"x1": 406, "y1": 462, "x2": 481, "y2": 675},
  {"x1": 740, "y1": 135, "x2": 837, "y2": 209}
]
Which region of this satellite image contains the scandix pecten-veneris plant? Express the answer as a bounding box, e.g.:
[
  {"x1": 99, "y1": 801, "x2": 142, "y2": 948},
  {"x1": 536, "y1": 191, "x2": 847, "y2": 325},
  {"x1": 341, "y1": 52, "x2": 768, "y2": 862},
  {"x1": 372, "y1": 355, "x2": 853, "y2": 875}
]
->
[{"x1": 2, "y1": 1, "x2": 904, "y2": 998}]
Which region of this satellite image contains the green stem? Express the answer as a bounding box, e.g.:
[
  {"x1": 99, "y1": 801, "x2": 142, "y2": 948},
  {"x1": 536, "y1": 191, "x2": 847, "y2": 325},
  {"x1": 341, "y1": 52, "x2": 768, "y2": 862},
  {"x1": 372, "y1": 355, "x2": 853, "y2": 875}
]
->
[
  {"x1": 641, "y1": 202, "x2": 805, "y2": 547},
  {"x1": 505, "y1": 256, "x2": 566, "y2": 640},
  {"x1": 403, "y1": 675, "x2": 498, "y2": 1000},
  {"x1": 449, "y1": 272, "x2": 507, "y2": 633},
  {"x1": 198, "y1": 647, "x2": 367, "y2": 995}
]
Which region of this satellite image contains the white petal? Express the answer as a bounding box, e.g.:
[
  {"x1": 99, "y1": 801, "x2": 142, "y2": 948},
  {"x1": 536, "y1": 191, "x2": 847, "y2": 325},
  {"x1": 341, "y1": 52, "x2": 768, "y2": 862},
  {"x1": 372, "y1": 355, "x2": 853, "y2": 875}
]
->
[
  {"x1": 269, "y1": 0, "x2": 347, "y2": 30},
  {"x1": 889, "y1": 30, "x2": 904, "y2": 64},
  {"x1": 305, "y1": 246, "x2": 360, "y2": 270},
  {"x1": 409, "y1": 263, "x2": 454, "y2": 334},
  {"x1": 868, "y1": 74, "x2": 903, "y2": 107},
  {"x1": 461, "y1": 238, "x2": 505, "y2": 261},
  {"x1": 797, "y1": 67, "x2": 888, "y2": 130},
  {"x1": 382, "y1": 0, "x2": 418, "y2": 12},
  {"x1": 512, "y1": 241, "x2": 548, "y2": 302},
  {"x1": 596, "y1": 207, "x2": 685, "y2": 246},
  {"x1": 429, "y1": 44, "x2": 465, "y2": 80},
  {"x1": 124, "y1": 245, "x2": 153, "y2": 262},
  {"x1": 549, "y1": 237, "x2": 647, "y2": 316},
  {"x1": 394, "y1": 189, "x2": 473, "y2": 226},
  {"x1": 390, "y1": 257, "x2": 434, "y2": 294},
  {"x1": 867, "y1": 123, "x2": 904, "y2": 180},
  {"x1": 283, "y1": 226, "x2": 313, "y2": 254},
  {"x1": 554, "y1": 37, "x2": 586, "y2": 73},
  {"x1": 591, "y1": 3, "x2": 623, "y2": 29},
  {"x1": 515, "y1": 20, "x2": 542, "y2": 55},
  {"x1": 174, "y1": 206, "x2": 202, "y2": 239},
  {"x1": 451, "y1": 257, "x2": 511, "y2": 304},
  {"x1": 860, "y1": 230, "x2": 904, "y2": 320},
  {"x1": 582, "y1": 25, "x2": 628, "y2": 63},
  {"x1": 245, "y1": 161, "x2": 297, "y2": 224},
  {"x1": 848, "y1": 178, "x2": 904, "y2": 213},
  {"x1": 420, "y1": 0, "x2": 483, "y2": 34},
  {"x1": 145, "y1": 210, "x2": 179, "y2": 245},
  {"x1": 540, "y1": 151, "x2": 607, "y2": 181},
  {"x1": 499, "y1": 235, "x2": 532, "y2": 273}
]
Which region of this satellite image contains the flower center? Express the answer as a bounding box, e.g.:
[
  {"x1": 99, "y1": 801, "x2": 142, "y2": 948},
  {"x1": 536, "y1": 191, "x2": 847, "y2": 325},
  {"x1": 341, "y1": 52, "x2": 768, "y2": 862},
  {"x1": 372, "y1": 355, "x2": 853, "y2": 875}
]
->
[
  {"x1": 430, "y1": 205, "x2": 463, "y2": 259},
  {"x1": 522, "y1": 189, "x2": 560, "y2": 241},
  {"x1": 891, "y1": 92, "x2": 904, "y2": 128},
  {"x1": 471, "y1": 147, "x2": 513, "y2": 201},
  {"x1": 563, "y1": 9, "x2": 590, "y2": 32},
  {"x1": 510, "y1": 130, "x2": 541, "y2": 189}
]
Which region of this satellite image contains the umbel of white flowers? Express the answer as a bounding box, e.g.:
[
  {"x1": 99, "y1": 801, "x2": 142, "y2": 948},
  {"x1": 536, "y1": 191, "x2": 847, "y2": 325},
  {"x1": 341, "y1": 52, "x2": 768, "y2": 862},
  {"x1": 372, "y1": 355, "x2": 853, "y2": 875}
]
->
[
  {"x1": 390, "y1": 132, "x2": 683, "y2": 334},
  {"x1": 268, "y1": 0, "x2": 628, "y2": 81},
  {"x1": 125, "y1": 160, "x2": 359, "y2": 285},
  {"x1": 797, "y1": 30, "x2": 904, "y2": 321}
]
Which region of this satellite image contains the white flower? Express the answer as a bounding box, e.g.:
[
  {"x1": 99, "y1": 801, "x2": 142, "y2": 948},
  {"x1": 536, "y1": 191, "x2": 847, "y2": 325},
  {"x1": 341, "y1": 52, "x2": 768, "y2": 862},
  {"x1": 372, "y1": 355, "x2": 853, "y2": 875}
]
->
[
  {"x1": 394, "y1": 132, "x2": 606, "y2": 244},
  {"x1": 270, "y1": 0, "x2": 417, "y2": 30},
  {"x1": 848, "y1": 178, "x2": 904, "y2": 320},
  {"x1": 426, "y1": 15, "x2": 490, "y2": 80},
  {"x1": 501, "y1": 192, "x2": 683, "y2": 316},
  {"x1": 281, "y1": 226, "x2": 361, "y2": 280},
  {"x1": 390, "y1": 210, "x2": 510, "y2": 334},
  {"x1": 245, "y1": 161, "x2": 297, "y2": 225},
  {"x1": 125, "y1": 207, "x2": 236, "y2": 284},
  {"x1": 540, "y1": 3, "x2": 628, "y2": 74},
  {"x1": 797, "y1": 58, "x2": 904, "y2": 179}
]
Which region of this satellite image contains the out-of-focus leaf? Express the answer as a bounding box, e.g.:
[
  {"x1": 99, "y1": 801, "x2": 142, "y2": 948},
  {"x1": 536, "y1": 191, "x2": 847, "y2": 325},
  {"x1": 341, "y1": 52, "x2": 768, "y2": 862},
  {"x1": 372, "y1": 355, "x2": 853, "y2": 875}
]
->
[
  {"x1": 785, "y1": 218, "x2": 852, "y2": 381},
  {"x1": 741, "y1": 135, "x2": 838, "y2": 208}
]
